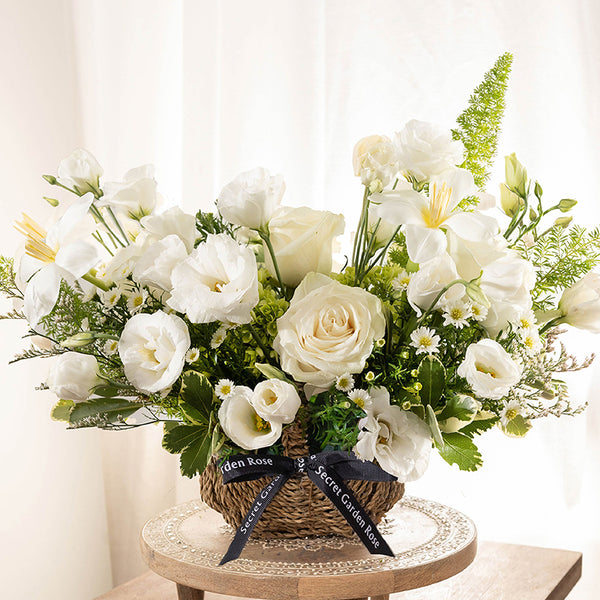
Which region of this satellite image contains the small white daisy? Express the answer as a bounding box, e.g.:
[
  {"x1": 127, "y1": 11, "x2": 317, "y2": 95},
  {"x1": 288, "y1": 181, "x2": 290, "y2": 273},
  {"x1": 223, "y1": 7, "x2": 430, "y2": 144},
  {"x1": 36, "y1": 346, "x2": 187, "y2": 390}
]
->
[
  {"x1": 348, "y1": 388, "x2": 371, "y2": 410},
  {"x1": 335, "y1": 373, "x2": 355, "y2": 393},
  {"x1": 103, "y1": 339, "x2": 119, "y2": 356},
  {"x1": 442, "y1": 299, "x2": 472, "y2": 329},
  {"x1": 185, "y1": 347, "x2": 200, "y2": 364},
  {"x1": 500, "y1": 398, "x2": 523, "y2": 427},
  {"x1": 375, "y1": 338, "x2": 386, "y2": 348},
  {"x1": 365, "y1": 371, "x2": 375, "y2": 382},
  {"x1": 517, "y1": 310, "x2": 537, "y2": 331},
  {"x1": 392, "y1": 269, "x2": 412, "y2": 292},
  {"x1": 410, "y1": 326, "x2": 441, "y2": 355},
  {"x1": 100, "y1": 288, "x2": 121, "y2": 308},
  {"x1": 210, "y1": 325, "x2": 228, "y2": 349},
  {"x1": 470, "y1": 302, "x2": 488, "y2": 322},
  {"x1": 126, "y1": 289, "x2": 148, "y2": 314},
  {"x1": 519, "y1": 328, "x2": 543, "y2": 355},
  {"x1": 215, "y1": 379, "x2": 235, "y2": 400}
]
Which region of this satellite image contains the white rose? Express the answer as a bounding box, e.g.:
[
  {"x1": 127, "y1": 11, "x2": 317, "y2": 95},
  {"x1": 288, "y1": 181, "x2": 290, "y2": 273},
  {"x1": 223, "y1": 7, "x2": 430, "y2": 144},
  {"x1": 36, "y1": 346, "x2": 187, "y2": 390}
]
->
[
  {"x1": 167, "y1": 233, "x2": 258, "y2": 324},
  {"x1": 132, "y1": 234, "x2": 189, "y2": 291},
  {"x1": 118, "y1": 310, "x2": 190, "y2": 394},
  {"x1": 480, "y1": 251, "x2": 536, "y2": 336},
  {"x1": 352, "y1": 134, "x2": 398, "y2": 189},
  {"x1": 354, "y1": 387, "x2": 431, "y2": 482},
  {"x1": 46, "y1": 352, "x2": 100, "y2": 402},
  {"x1": 100, "y1": 165, "x2": 159, "y2": 219},
  {"x1": 395, "y1": 120, "x2": 465, "y2": 182},
  {"x1": 273, "y1": 273, "x2": 385, "y2": 387},
  {"x1": 266, "y1": 206, "x2": 345, "y2": 287},
  {"x1": 406, "y1": 253, "x2": 462, "y2": 315},
  {"x1": 218, "y1": 386, "x2": 282, "y2": 450},
  {"x1": 57, "y1": 148, "x2": 103, "y2": 194},
  {"x1": 558, "y1": 273, "x2": 600, "y2": 332},
  {"x1": 138, "y1": 207, "x2": 197, "y2": 252},
  {"x1": 457, "y1": 339, "x2": 522, "y2": 400},
  {"x1": 251, "y1": 379, "x2": 301, "y2": 424},
  {"x1": 217, "y1": 167, "x2": 285, "y2": 229}
]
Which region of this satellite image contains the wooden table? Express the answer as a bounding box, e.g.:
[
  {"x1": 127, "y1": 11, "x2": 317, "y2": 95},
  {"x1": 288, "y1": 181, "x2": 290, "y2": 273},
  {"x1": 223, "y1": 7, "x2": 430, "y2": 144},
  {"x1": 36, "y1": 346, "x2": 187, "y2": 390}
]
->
[
  {"x1": 139, "y1": 497, "x2": 478, "y2": 599},
  {"x1": 96, "y1": 541, "x2": 582, "y2": 600}
]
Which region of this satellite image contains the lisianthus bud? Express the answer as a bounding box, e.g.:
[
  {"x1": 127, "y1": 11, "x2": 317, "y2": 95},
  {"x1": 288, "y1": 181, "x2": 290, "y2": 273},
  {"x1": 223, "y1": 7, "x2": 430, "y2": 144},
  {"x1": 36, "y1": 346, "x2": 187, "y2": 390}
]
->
[
  {"x1": 554, "y1": 216, "x2": 572, "y2": 229},
  {"x1": 504, "y1": 153, "x2": 527, "y2": 197},
  {"x1": 499, "y1": 183, "x2": 522, "y2": 217},
  {"x1": 558, "y1": 198, "x2": 577, "y2": 212},
  {"x1": 57, "y1": 148, "x2": 103, "y2": 194},
  {"x1": 558, "y1": 273, "x2": 600, "y2": 333},
  {"x1": 46, "y1": 352, "x2": 101, "y2": 402}
]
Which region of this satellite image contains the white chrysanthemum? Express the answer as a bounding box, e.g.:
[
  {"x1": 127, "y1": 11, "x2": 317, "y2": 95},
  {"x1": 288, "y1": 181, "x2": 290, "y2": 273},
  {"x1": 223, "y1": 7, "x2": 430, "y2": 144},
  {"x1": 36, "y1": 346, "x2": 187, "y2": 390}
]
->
[
  {"x1": 348, "y1": 388, "x2": 371, "y2": 410},
  {"x1": 410, "y1": 327, "x2": 441, "y2": 355},
  {"x1": 103, "y1": 339, "x2": 118, "y2": 356},
  {"x1": 392, "y1": 269, "x2": 412, "y2": 292},
  {"x1": 100, "y1": 288, "x2": 121, "y2": 308},
  {"x1": 442, "y1": 299, "x2": 472, "y2": 329},
  {"x1": 210, "y1": 325, "x2": 229, "y2": 349},
  {"x1": 126, "y1": 289, "x2": 147, "y2": 314},
  {"x1": 216, "y1": 379, "x2": 235, "y2": 400},
  {"x1": 185, "y1": 347, "x2": 200, "y2": 364},
  {"x1": 336, "y1": 373, "x2": 355, "y2": 393},
  {"x1": 500, "y1": 398, "x2": 524, "y2": 427},
  {"x1": 470, "y1": 302, "x2": 488, "y2": 322}
]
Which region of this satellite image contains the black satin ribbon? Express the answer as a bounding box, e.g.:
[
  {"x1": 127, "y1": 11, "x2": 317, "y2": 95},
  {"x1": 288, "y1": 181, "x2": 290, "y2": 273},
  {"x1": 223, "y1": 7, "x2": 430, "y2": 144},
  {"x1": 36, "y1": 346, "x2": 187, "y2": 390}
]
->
[{"x1": 218, "y1": 451, "x2": 396, "y2": 565}]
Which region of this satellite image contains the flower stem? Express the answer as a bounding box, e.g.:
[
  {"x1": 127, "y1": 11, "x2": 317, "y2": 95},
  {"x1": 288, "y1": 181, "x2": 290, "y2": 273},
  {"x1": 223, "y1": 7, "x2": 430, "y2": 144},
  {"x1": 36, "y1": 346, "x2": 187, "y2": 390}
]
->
[{"x1": 258, "y1": 229, "x2": 287, "y2": 297}]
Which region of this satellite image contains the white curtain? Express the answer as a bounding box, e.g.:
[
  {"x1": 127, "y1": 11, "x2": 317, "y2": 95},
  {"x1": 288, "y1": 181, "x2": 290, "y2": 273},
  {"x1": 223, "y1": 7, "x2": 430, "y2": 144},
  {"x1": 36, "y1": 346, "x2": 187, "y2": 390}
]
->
[{"x1": 1, "y1": 1, "x2": 598, "y2": 598}]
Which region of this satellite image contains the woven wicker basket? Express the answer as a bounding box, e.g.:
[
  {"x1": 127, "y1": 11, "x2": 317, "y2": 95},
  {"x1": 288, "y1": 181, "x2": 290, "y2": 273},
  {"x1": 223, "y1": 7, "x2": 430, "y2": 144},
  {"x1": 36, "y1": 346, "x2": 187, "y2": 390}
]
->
[{"x1": 198, "y1": 419, "x2": 405, "y2": 539}]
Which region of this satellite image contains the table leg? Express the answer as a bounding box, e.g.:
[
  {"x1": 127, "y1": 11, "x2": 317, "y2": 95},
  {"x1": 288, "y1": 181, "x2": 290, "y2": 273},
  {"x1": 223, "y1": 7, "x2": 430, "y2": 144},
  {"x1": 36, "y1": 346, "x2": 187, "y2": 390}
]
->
[{"x1": 176, "y1": 583, "x2": 205, "y2": 599}]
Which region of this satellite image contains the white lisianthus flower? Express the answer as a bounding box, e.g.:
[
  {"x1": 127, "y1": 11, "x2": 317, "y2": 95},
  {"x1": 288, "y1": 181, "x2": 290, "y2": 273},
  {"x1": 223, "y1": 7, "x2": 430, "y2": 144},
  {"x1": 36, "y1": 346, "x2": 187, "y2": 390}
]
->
[
  {"x1": 168, "y1": 233, "x2": 259, "y2": 325},
  {"x1": 100, "y1": 165, "x2": 159, "y2": 220},
  {"x1": 218, "y1": 386, "x2": 282, "y2": 450},
  {"x1": 16, "y1": 195, "x2": 100, "y2": 328},
  {"x1": 265, "y1": 206, "x2": 345, "y2": 287},
  {"x1": 457, "y1": 339, "x2": 522, "y2": 400},
  {"x1": 352, "y1": 134, "x2": 398, "y2": 190},
  {"x1": 410, "y1": 326, "x2": 441, "y2": 355},
  {"x1": 138, "y1": 207, "x2": 197, "y2": 252},
  {"x1": 557, "y1": 273, "x2": 600, "y2": 333},
  {"x1": 46, "y1": 352, "x2": 100, "y2": 402},
  {"x1": 217, "y1": 167, "x2": 285, "y2": 229},
  {"x1": 104, "y1": 243, "x2": 146, "y2": 283},
  {"x1": 394, "y1": 120, "x2": 465, "y2": 182},
  {"x1": 251, "y1": 379, "x2": 301, "y2": 424},
  {"x1": 354, "y1": 387, "x2": 431, "y2": 482},
  {"x1": 406, "y1": 253, "x2": 462, "y2": 315},
  {"x1": 118, "y1": 311, "x2": 190, "y2": 394},
  {"x1": 273, "y1": 273, "x2": 385, "y2": 387},
  {"x1": 132, "y1": 234, "x2": 189, "y2": 291},
  {"x1": 57, "y1": 148, "x2": 103, "y2": 194}
]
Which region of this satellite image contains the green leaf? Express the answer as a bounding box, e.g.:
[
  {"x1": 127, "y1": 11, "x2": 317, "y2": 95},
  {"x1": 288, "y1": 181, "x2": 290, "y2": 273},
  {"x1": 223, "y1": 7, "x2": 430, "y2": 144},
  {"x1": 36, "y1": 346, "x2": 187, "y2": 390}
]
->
[
  {"x1": 417, "y1": 355, "x2": 446, "y2": 407},
  {"x1": 438, "y1": 432, "x2": 483, "y2": 472},
  {"x1": 179, "y1": 371, "x2": 214, "y2": 424},
  {"x1": 255, "y1": 363, "x2": 291, "y2": 382},
  {"x1": 70, "y1": 397, "x2": 143, "y2": 425},
  {"x1": 438, "y1": 395, "x2": 479, "y2": 422},
  {"x1": 500, "y1": 414, "x2": 532, "y2": 438},
  {"x1": 426, "y1": 405, "x2": 444, "y2": 447},
  {"x1": 162, "y1": 424, "x2": 212, "y2": 477},
  {"x1": 51, "y1": 399, "x2": 75, "y2": 422},
  {"x1": 460, "y1": 417, "x2": 498, "y2": 438},
  {"x1": 92, "y1": 385, "x2": 122, "y2": 398}
]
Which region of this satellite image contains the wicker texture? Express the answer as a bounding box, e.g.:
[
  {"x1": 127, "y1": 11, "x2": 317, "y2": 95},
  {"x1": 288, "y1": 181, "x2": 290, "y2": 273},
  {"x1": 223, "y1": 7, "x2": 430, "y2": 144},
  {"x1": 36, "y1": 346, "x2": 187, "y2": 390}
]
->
[{"x1": 198, "y1": 419, "x2": 405, "y2": 539}]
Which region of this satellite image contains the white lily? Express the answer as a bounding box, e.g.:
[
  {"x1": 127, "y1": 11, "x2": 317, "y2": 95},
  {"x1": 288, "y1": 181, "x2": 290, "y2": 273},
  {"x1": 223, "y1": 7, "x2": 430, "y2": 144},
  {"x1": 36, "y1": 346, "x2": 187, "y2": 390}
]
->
[
  {"x1": 370, "y1": 168, "x2": 498, "y2": 264},
  {"x1": 16, "y1": 194, "x2": 100, "y2": 328}
]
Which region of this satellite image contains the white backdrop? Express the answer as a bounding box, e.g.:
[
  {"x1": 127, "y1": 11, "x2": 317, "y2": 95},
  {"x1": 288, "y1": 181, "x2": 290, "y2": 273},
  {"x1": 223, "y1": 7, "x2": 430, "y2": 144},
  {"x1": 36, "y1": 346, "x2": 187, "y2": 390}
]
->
[{"x1": 0, "y1": 1, "x2": 598, "y2": 598}]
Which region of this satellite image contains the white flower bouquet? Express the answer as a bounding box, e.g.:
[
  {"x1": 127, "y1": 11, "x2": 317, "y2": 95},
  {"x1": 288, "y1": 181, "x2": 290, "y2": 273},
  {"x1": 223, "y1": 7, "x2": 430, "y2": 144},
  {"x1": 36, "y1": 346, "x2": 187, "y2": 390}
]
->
[{"x1": 2, "y1": 54, "x2": 599, "y2": 546}]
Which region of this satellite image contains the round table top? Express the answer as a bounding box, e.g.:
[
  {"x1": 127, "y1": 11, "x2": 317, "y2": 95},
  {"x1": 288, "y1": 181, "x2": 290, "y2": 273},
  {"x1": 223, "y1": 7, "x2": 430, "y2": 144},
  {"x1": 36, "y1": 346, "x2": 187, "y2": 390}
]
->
[{"x1": 141, "y1": 496, "x2": 477, "y2": 600}]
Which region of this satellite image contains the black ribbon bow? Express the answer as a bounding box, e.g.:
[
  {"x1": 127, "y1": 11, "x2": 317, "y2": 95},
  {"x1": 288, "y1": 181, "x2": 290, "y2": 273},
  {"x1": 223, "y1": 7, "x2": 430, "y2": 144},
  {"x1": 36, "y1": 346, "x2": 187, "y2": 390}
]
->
[{"x1": 218, "y1": 451, "x2": 396, "y2": 565}]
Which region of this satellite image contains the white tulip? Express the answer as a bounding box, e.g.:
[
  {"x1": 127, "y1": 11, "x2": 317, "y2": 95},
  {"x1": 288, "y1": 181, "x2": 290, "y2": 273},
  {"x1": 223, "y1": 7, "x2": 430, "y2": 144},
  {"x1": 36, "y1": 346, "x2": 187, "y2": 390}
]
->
[
  {"x1": 251, "y1": 379, "x2": 301, "y2": 424},
  {"x1": 273, "y1": 273, "x2": 385, "y2": 387},
  {"x1": 352, "y1": 134, "x2": 398, "y2": 189},
  {"x1": 265, "y1": 206, "x2": 345, "y2": 287},
  {"x1": 57, "y1": 148, "x2": 103, "y2": 194},
  {"x1": 132, "y1": 234, "x2": 189, "y2": 291},
  {"x1": 394, "y1": 120, "x2": 465, "y2": 183},
  {"x1": 558, "y1": 273, "x2": 600, "y2": 333},
  {"x1": 167, "y1": 233, "x2": 258, "y2": 324},
  {"x1": 118, "y1": 311, "x2": 190, "y2": 394},
  {"x1": 46, "y1": 352, "x2": 100, "y2": 402},
  {"x1": 100, "y1": 165, "x2": 159, "y2": 220},
  {"x1": 354, "y1": 387, "x2": 431, "y2": 482},
  {"x1": 217, "y1": 167, "x2": 285, "y2": 229},
  {"x1": 457, "y1": 339, "x2": 522, "y2": 400},
  {"x1": 218, "y1": 386, "x2": 282, "y2": 450}
]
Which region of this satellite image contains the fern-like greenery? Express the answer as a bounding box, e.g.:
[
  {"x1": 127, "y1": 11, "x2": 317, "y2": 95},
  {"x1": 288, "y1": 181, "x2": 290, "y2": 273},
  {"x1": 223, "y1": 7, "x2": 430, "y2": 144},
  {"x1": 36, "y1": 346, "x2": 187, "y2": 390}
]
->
[
  {"x1": 195, "y1": 208, "x2": 234, "y2": 244},
  {"x1": 0, "y1": 256, "x2": 23, "y2": 300},
  {"x1": 452, "y1": 52, "x2": 513, "y2": 190}
]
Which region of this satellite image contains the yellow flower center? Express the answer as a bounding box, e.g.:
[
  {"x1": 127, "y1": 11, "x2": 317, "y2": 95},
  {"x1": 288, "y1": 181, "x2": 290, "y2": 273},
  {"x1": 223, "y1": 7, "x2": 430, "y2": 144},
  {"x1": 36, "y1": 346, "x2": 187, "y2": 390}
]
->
[
  {"x1": 264, "y1": 393, "x2": 278, "y2": 406},
  {"x1": 422, "y1": 182, "x2": 453, "y2": 228},
  {"x1": 419, "y1": 336, "x2": 433, "y2": 348},
  {"x1": 505, "y1": 408, "x2": 518, "y2": 421},
  {"x1": 475, "y1": 363, "x2": 497, "y2": 378},
  {"x1": 254, "y1": 413, "x2": 271, "y2": 432},
  {"x1": 14, "y1": 214, "x2": 57, "y2": 264},
  {"x1": 450, "y1": 307, "x2": 464, "y2": 320}
]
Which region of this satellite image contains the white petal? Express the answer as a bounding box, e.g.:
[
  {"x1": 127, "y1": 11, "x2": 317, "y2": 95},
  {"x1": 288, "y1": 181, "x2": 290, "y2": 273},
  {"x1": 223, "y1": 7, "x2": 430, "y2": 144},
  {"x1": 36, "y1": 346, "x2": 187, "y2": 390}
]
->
[
  {"x1": 370, "y1": 190, "x2": 428, "y2": 226},
  {"x1": 23, "y1": 264, "x2": 62, "y2": 327},
  {"x1": 55, "y1": 240, "x2": 100, "y2": 278},
  {"x1": 404, "y1": 224, "x2": 447, "y2": 263},
  {"x1": 46, "y1": 194, "x2": 95, "y2": 248},
  {"x1": 445, "y1": 211, "x2": 500, "y2": 243},
  {"x1": 432, "y1": 168, "x2": 476, "y2": 211}
]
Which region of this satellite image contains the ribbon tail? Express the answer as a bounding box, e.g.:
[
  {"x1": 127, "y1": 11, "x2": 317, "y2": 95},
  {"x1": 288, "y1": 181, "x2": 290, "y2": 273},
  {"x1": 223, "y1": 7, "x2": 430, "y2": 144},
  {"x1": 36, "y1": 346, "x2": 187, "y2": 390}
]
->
[
  {"x1": 308, "y1": 468, "x2": 395, "y2": 558},
  {"x1": 219, "y1": 473, "x2": 289, "y2": 565}
]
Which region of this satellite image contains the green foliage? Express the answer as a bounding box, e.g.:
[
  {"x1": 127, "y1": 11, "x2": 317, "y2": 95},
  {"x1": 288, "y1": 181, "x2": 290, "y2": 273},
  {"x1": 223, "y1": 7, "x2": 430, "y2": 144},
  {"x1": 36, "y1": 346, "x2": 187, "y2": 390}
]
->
[
  {"x1": 518, "y1": 225, "x2": 600, "y2": 310},
  {"x1": 51, "y1": 399, "x2": 75, "y2": 422},
  {"x1": 459, "y1": 417, "x2": 498, "y2": 438},
  {"x1": 416, "y1": 355, "x2": 446, "y2": 408},
  {"x1": 437, "y1": 432, "x2": 483, "y2": 471},
  {"x1": 437, "y1": 394, "x2": 478, "y2": 423},
  {"x1": 0, "y1": 256, "x2": 22, "y2": 300},
  {"x1": 162, "y1": 423, "x2": 214, "y2": 477},
  {"x1": 69, "y1": 397, "x2": 144, "y2": 427},
  {"x1": 452, "y1": 52, "x2": 513, "y2": 190},
  {"x1": 179, "y1": 371, "x2": 214, "y2": 424},
  {"x1": 195, "y1": 209, "x2": 234, "y2": 244},
  {"x1": 500, "y1": 414, "x2": 532, "y2": 437}
]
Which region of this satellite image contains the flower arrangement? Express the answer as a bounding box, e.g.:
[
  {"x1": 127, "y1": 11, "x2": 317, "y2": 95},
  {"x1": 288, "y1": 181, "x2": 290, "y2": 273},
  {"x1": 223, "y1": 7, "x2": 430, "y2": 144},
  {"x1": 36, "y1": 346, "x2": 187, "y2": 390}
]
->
[{"x1": 2, "y1": 53, "x2": 599, "y2": 490}]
